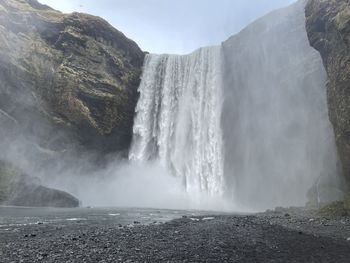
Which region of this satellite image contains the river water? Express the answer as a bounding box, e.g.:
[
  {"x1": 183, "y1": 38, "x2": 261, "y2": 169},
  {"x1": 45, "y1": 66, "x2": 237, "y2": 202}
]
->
[{"x1": 0, "y1": 206, "x2": 220, "y2": 230}]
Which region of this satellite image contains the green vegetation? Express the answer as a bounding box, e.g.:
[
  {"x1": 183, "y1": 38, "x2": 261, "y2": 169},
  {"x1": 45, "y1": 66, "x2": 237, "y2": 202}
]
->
[
  {"x1": 0, "y1": 161, "x2": 19, "y2": 202},
  {"x1": 319, "y1": 194, "x2": 350, "y2": 217}
]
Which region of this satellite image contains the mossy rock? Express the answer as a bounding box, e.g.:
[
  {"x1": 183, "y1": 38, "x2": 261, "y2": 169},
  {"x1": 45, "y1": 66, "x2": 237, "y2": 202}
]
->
[
  {"x1": 0, "y1": 0, "x2": 145, "y2": 156},
  {"x1": 0, "y1": 160, "x2": 20, "y2": 201},
  {"x1": 318, "y1": 193, "x2": 350, "y2": 217},
  {"x1": 306, "y1": 0, "x2": 350, "y2": 186}
]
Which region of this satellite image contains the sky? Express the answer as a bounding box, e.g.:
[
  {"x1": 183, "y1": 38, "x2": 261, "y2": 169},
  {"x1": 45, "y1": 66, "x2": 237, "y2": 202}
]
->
[{"x1": 38, "y1": 0, "x2": 296, "y2": 54}]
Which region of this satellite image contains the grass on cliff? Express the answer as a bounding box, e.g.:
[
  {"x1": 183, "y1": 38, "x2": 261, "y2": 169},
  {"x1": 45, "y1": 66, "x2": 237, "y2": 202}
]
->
[
  {"x1": 319, "y1": 194, "x2": 350, "y2": 217},
  {"x1": 0, "y1": 161, "x2": 20, "y2": 202}
]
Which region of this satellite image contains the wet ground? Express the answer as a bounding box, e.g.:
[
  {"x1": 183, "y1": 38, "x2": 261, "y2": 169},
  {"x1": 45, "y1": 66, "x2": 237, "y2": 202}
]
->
[
  {"x1": 0, "y1": 206, "x2": 350, "y2": 262},
  {"x1": 0, "y1": 206, "x2": 213, "y2": 228}
]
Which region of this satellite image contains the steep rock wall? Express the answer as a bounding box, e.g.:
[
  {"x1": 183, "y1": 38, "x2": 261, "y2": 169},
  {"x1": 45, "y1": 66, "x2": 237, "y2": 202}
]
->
[
  {"x1": 0, "y1": 0, "x2": 144, "y2": 156},
  {"x1": 221, "y1": 0, "x2": 339, "y2": 209},
  {"x1": 306, "y1": 0, "x2": 350, "y2": 187}
]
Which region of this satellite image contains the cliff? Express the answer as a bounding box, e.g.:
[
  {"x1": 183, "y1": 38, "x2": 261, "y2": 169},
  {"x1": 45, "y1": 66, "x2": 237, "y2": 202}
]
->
[
  {"x1": 0, "y1": 0, "x2": 144, "y2": 156},
  {"x1": 220, "y1": 0, "x2": 342, "y2": 209},
  {"x1": 306, "y1": 0, "x2": 350, "y2": 188},
  {"x1": 0, "y1": 0, "x2": 145, "y2": 207},
  {"x1": 0, "y1": 160, "x2": 79, "y2": 207}
]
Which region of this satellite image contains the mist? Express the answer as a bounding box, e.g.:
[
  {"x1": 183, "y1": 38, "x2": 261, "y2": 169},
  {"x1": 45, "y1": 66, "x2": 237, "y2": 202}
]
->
[
  {"x1": 1, "y1": 0, "x2": 350, "y2": 261},
  {"x1": 124, "y1": 0, "x2": 343, "y2": 211},
  {"x1": 37, "y1": 160, "x2": 235, "y2": 212},
  {"x1": 0, "y1": 0, "x2": 344, "y2": 213}
]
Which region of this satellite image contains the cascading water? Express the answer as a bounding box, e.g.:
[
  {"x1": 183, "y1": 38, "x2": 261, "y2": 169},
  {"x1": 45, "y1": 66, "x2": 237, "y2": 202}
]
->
[
  {"x1": 130, "y1": 47, "x2": 225, "y2": 199},
  {"x1": 221, "y1": 0, "x2": 341, "y2": 210},
  {"x1": 129, "y1": 0, "x2": 341, "y2": 211}
]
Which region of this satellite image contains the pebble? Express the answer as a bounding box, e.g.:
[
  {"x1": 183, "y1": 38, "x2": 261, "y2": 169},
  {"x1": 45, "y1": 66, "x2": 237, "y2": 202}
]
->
[{"x1": 2, "y1": 212, "x2": 350, "y2": 262}]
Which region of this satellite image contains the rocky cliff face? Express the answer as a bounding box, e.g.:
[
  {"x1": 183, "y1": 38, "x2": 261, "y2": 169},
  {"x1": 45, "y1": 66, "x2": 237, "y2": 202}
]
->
[
  {"x1": 220, "y1": 0, "x2": 341, "y2": 209},
  {"x1": 0, "y1": 0, "x2": 144, "y2": 156},
  {"x1": 0, "y1": 160, "x2": 79, "y2": 207},
  {"x1": 0, "y1": 0, "x2": 144, "y2": 206},
  {"x1": 306, "y1": 0, "x2": 350, "y2": 187}
]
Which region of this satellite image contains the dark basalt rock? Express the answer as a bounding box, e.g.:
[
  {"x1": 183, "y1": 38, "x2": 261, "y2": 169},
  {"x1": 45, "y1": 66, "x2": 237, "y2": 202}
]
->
[
  {"x1": 306, "y1": 0, "x2": 350, "y2": 187},
  {"x1": 0, "y1": 160, "x2": 79, "y2": 208},
  {"x1": 6, "y1": 184, "x2": 79, "y2": 208}
]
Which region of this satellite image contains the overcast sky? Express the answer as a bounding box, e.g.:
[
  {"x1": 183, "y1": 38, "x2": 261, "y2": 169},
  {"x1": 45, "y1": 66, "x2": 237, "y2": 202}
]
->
[{"x1": 38, "y1": 0, "x2": 296, "y2": 54}]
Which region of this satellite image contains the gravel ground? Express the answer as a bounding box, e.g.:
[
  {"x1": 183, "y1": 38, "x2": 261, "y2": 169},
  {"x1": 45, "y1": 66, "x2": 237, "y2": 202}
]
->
[{"x1": 1, "y1": 210, "x2": 350, "y2": 262}]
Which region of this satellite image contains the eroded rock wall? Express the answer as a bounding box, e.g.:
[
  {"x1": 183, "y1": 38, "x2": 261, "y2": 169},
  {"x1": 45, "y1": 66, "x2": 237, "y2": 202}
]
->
[
  {"x1": 0, "y1": 0, "x2": 144, "y2": 156},
  {"x1": 306, "y1": 0, "x2": 350, "y2": 187}
]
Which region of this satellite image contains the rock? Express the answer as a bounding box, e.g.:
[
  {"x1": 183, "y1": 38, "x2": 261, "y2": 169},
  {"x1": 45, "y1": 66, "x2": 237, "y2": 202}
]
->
[
  {"x1": 221, "y1": 0, "x2": 336, "y2": 208},
  {"x1": 0, "y1": 0, "x2": 145, "y2": 157},
  {"x1": 0, "y1": 160, "x2": 19, "y2": 202},
  {"x1": 0, "y1": 160, "x2": 79, "y2": 207},
  {"x1": 0, "y1": 0, "x2": 145, "y2": 206},
  {"x1": 318, "y1": 200, "x2": 350, "y2": 217},
  {"x1": 307, "y1": 182, "x2": 346, "y2": 208},
  {"x1": 306, "y1": 0, "x2": 350, "y2": 188},
  {"x1": 6, "y1": 183, "x2": 79, "y2": 208}
]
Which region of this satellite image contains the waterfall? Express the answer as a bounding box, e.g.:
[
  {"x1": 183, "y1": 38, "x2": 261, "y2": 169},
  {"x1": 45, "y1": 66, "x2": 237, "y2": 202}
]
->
[
  {"x1": 129, "y1": 47, "x2": 225, "y2": 198},
  {"x1": 220, "y1": 0, "x2": 339, "y2": 210},
  {"x1": 129, "y1": 1, "x2": 340, "y2": 211}
]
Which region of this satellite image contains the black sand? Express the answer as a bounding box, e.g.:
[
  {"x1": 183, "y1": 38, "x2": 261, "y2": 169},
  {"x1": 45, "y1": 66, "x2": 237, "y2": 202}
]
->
[{"x1": 1, "y1": 209, "x2": 350, "y2": 262}]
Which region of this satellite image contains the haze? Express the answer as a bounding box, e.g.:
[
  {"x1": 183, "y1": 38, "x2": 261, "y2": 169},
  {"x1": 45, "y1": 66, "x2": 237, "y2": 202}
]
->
[{"x1": 38, "y1": 0, "x2": 296, "y2": 54}]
